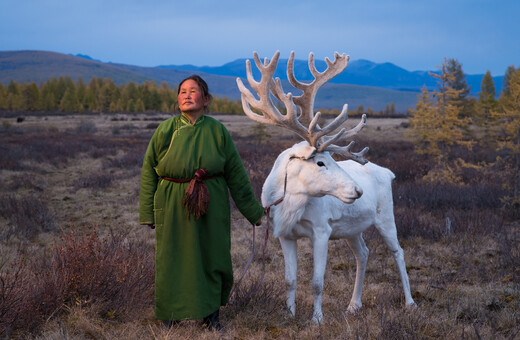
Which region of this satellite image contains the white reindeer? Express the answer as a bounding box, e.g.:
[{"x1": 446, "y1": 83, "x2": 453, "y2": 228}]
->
[{"x1": 236, "y1": 51, "x2": 416, "y2": 323}]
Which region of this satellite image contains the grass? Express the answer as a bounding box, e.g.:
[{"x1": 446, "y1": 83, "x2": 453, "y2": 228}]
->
[{"x1": 0, "y1": 112, "x2": 518, "y2": 339}]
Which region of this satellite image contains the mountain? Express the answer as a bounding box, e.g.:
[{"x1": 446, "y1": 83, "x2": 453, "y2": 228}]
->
[
  {"x1": 1, "y1": 50, "x2": 501, "y2": 112},
  {"x1": 159, "y1": 57, "x2": 503, "y2": 94}
]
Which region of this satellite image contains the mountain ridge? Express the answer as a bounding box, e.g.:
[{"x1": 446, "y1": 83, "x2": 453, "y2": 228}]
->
[
  {"x1": 0, "y1": 50, "x2": 503, "y2": 112},
  {"x1": 158, "y1": 57, "x2": 503, "y2": 94}
]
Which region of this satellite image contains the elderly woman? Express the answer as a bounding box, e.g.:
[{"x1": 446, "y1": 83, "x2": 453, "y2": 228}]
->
[{"x1": 139, "y1": 75, "x2": 263, "y2": 330}]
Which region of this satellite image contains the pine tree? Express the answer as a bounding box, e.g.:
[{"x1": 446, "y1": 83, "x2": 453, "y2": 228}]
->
[
  {"x1": 22, "y1": 81, "x2": 40, "y2": 110},
  {"x1": 0, "y1": 83, "x2": 6, "y2": 109},
  {"x1": 84, "y1": 77, "x2": 100, "y2": 111},
  {"x1": 121, "y1": 82, "x2": 139, "y2": 112},
  {"x1": 502, "y1": 65, "x2": 516, "y2": 97},
  {"x1": 491, "y1": 67, "x2": 520, "y2": 208},
  {"x1": 76, "y1": 77, "x2": 86, "y2": 112},
  {"x1": 135, "y1": 98, "x2": 145, "y2": 112},
  {"x1": 408, "y1": 58, "x2": 473, "y2": 183},
  {"x1": 407, "y1": 87, "x2": 438, "y2": 158},
  {"x1": 6, "y1": 81, "x2": 22, "y2": 110},
  {"x1": 97, "y1": 78, "x2": 119, "y2": 112},
  {"x1": 59, "y1": 77, "x2": 81, "y2": 112},
  {"x1": 141, "y1": 81, "x2": 161, "y2": 111},
  {"x1": 159, "y1": 82, "x2": 176, "y2": 112},
  {"x1": 478, "y1": 70, "x2": 498, "y2": 127},
  {"x1": 59, "y1": 87, "x2": 81, "y2": 112},
  {"x1": 40, "y1": 78, "x2": 59, "y2": 109},
  {"x1": 446, "y1": 58, "x2": 473, "y2": 118},
  {"x1": 55, "y1": 76, "x2": 68, "y2": 106}
]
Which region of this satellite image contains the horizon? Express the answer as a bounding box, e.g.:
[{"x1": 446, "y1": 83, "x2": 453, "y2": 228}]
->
[{"x1": 1, "y1": 1, "x2": 519, "y2": 76}]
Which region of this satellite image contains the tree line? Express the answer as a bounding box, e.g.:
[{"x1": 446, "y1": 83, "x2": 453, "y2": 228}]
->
[
  {"x1": 0, "y1": 75, "x2": 404, "y2": 117},
  {"x1": 0, "y1": 76, "x2": 245, "y2": 114},
  {"x1": 407, "y1": 59, "x2": 519, "y2": 208}
]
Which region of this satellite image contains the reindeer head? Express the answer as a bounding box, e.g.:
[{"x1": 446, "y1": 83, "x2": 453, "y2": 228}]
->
[
  {"x1": 236, "y1": 51, "x2": 369, "y2": 164},
  {"x1": 283, "y1": 141, "x2": 363, "y2": 203},
  {"x1": 236, "y1": 51, "x2": 369, "y2": 207}
]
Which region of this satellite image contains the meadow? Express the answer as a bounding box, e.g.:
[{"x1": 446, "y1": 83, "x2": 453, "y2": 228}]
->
[{"x1": 0, "y1": 111, "x2": 518, "y2": 339}]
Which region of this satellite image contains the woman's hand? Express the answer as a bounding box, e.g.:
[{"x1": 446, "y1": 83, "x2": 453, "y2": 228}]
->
[{"x1": 148, "y1": 224, "x2": 155, "y2": 229}]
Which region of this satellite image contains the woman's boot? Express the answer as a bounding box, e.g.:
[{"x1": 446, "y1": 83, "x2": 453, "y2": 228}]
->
[{"x1": 202, "y1": 309, "x2": 222, "y2": 331}]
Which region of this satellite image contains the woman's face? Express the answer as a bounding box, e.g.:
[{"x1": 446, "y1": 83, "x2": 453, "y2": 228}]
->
[{"x1": 178, "y1": 79, "x2": 210, "y2": 116}]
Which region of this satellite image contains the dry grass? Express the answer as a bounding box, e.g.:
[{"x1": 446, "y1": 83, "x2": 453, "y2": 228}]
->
[{"x1": 0, "y1": 112, "x2": 518, "y2": 339}]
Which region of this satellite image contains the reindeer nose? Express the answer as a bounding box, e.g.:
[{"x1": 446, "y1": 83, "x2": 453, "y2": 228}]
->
[{"x1": 355, "y1": 187, "x2": 363, "y2": 198}]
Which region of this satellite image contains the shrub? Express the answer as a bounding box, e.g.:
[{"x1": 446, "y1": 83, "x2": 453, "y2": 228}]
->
[
  {"x1": 0, "y1": 194, "x2": 55, "y2": 240},
  {"x1": 0, "y1": 228, "x2": 154, "y2": 337},
  {"x1": 103, "y1": 152, "x2": 144, "y2": 170},
  {"x1": 75, "y1": 120, "x2": 97, "y2": 134},
  {"x1": 73, "y1": 172, "x2": 114, "y2": 191}
]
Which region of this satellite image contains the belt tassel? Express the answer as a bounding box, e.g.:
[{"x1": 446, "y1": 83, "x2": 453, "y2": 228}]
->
[{"x1": 181, "y1": 169, "x2": 211, "y2": 220}]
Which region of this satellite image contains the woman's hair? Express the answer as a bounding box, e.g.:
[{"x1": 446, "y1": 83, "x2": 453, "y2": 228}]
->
[{"x1": 177, "y1": 75, "x2": 213, "y2": 110}]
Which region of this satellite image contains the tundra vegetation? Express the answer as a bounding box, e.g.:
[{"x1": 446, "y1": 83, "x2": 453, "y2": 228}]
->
[{"x1": 0, "y1": 62, "x2": 519, "y2": 339}]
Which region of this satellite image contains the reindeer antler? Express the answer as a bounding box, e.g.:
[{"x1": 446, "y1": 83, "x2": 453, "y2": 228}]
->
[{"x1": 236, "y1": 51, "x2": 369, "y2": 164}]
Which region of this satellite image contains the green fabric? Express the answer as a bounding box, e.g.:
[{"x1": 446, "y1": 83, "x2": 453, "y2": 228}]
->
[{"x1": 139, "y1": 113, "x2": 264, "y2": 321}]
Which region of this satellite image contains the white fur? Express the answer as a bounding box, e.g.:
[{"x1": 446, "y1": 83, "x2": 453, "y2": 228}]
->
[{"x1": 262, "y1": 141, "x2": 416, "y2": 323}]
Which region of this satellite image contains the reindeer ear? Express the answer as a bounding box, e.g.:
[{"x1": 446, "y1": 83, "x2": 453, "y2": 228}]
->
[
  {"x1": 289, "y1": 142, "x2": 317, "y2": 160},
  {"x1": 301, "y1": 147, "x2": 317, "y2": 160}
]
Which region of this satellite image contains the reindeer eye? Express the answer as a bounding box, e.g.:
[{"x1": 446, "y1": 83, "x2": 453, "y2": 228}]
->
[{"x1": 317, "y1": 161, "x2": 325, "y2": 167}]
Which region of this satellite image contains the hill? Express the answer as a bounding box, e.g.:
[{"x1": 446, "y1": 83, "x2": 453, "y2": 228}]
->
[
  {"x1": 0, "y1": 50, "x2": 426, "y2": 112},
  {"x1": 0, "y1": 50, "x2": 154, "y2": 84}
]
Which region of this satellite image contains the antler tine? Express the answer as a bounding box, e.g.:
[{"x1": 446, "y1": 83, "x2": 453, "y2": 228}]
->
[
  {"x1": 288, "y1": 51, "x2": 350, "y2": 126},
  {"x1": 319, "y1": 114, "x2": 369, "y2": 164},
  {"x1": 306, "y1": 103, "x2": 350, "y2": 144},
  {"x1": 236, "y1": 51, "x2": 311, "y2": 141},
  {"x1": 323, "y1": 142, "x2": 370, "y2": 165},
  {"x1": 236, "y1": 51, "x2": 280, "y2": 125},
  {"x1": 319, "y1": 114, "x2": 367, "y2": 150}
]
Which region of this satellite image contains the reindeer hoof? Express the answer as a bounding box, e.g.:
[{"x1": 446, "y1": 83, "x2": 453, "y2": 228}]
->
[
  {"x1": 346, "y1": 303, "x2": 362, "y2": 315},
  {"x1": 405, "y1": 301, "x2": 418, "y2": 309},
  {"x1": 285, "y1": 304, "x2": 296, "y2": 318},
  {"x1": 312, "y1": 312, "x2": 323, "y2": 324}
]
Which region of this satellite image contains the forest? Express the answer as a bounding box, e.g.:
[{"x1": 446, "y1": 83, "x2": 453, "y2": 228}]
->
[{"x1": 0, "y1": 76, "x2": 245, "y2": 114}]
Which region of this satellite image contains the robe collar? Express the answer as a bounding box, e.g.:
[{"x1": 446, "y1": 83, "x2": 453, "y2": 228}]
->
[{"x1": 180, "y1": 113, "x2": 205, "y2": 126}]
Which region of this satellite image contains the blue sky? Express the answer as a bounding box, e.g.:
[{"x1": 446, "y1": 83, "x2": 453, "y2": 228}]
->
[{"x1": 1, "y1": 0, "x2": 518, "y2": 75}]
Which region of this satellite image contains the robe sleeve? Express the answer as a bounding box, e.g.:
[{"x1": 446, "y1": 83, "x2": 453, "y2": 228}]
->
[
  {"x1": 139, "y1": 128, "x2": 161, "y2": 225},
  {"x1": 222, "y1": 126, "x2": 264, "y2": 225}
]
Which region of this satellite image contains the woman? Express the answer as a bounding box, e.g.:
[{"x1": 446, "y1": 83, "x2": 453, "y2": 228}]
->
[{"x1": 139, "y1": 75, "x2": 264, "y2": 329}]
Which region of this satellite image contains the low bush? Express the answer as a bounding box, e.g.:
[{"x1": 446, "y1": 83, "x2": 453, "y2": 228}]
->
[
  {"x1": 75, "y1": 120, "x2": 97, "y2": 134},
  {"x1": 0, "y1": 228, "x2": 154, "y2": 337},
  {"x1": 394, "y1": 182, "x2": 505, "y2": 211},
  {"x1": 103, "y1": 152, "x2": 144, "y2": 170},
  {"x1": 0, "y1": 194, "x2": 55, "y2": 240},
  {"x1": 73, "y1": 172, "x2": 114, "y2": 191},
  {"x1": 0, "y1": 129, "x2": 149, "y2": 170}
]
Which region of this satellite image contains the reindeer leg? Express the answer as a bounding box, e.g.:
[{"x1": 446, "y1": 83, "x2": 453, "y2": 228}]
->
[
  {"x1": 376, "y1": 222, "x2": 416, "y2": 307},
  {"x1": 311, "y1": 232, "x2": 331, "y2": 324},
  {"x1": 346, "y1": 234, "x2": 369, "y2": 313},
  {"x1": 279, "y1": 236, "x2": 298, "y2": 317}
]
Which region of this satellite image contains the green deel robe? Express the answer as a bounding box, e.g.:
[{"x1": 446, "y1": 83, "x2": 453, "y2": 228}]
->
[{"x1": 139, "y1": 113, "x2": 264, "y2": 321}]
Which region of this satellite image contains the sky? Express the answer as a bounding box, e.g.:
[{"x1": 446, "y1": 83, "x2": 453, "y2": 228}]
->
[{"x1": 1, "y1": 0, "x2": 518, "y2": 76}]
